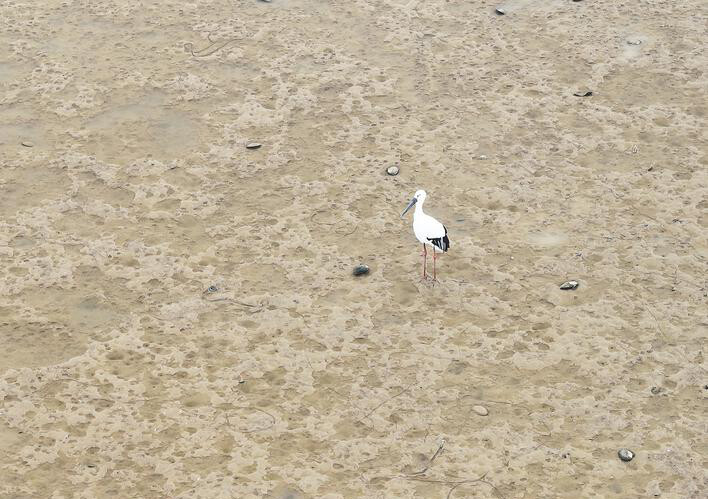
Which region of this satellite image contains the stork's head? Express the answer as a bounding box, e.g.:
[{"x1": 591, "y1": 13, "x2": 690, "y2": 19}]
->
[{"x1": 400, "y1": 190, "x2": 426, "y2": 218}]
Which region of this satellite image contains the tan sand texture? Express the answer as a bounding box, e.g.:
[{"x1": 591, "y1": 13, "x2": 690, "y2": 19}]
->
[{"x1": 1, "y1": 0, "x2": 707, "y2": 497}]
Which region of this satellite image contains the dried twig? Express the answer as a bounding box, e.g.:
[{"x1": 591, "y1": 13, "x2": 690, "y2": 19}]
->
[
  {"x1": 224, "y1": 406, "x2": 276, "y2": 433},
  {"x1": 406, "y1": 439, "x2": 445, "y2": 476},
  {"x1": 310, "y1": 210, "x2": 358, "y2": 235},
  {"x1": 202, "y1": 289, "x2": 262, "y2": 310},
  {"x1": 446, "y1": 474, "x2": 504, "y2": 499},
  {"x1": 335, "y1": 224, "x2": 358, "y2": 236},
  {"x1": 185, "y1": 36, "x2": 240, "y2": 57},
  {"x1": 310, "y1": 210, "x2": 339, "y2": 225},
  {"x1": 358, "y1": 383, "x2": 413, "y2": 423},
  {"x1": 397, "y1": 471, "x2": 501, "y2": 499},
  {"x1": 203, "y1": 297, "x2": 261, "y2": 308}
]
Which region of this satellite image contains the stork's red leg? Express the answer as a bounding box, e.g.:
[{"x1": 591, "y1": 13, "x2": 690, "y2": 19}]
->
[
  {"x1": 433, "y1": 250, "x2": 437, "y2": 281},
  {"x1": 422, "y1": 244, "x2": 427, "y2": 279}
]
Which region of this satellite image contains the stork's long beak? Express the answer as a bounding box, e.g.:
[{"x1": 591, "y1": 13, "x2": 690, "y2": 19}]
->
[{"x1": 400, "y1": 197, "x2": 417, "y2": 218}]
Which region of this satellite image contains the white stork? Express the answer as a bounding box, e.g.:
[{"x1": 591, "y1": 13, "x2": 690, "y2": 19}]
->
[{"x1": 400, "y1": 190, "x2": 450, "y2": 280}]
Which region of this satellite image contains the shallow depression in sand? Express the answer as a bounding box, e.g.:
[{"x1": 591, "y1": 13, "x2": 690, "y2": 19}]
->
[{"x1": 84, "y1": 90, "x2": 205, "y2": 162}]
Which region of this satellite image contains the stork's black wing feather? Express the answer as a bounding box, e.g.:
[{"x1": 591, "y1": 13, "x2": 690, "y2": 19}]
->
[{"x1": 427, "y1": 225, "x2": 450, "y2": 252}]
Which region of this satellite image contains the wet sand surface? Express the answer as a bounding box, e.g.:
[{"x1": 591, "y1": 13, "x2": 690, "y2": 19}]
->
[{"x1": 1, "y1": 0, "x2": 707, "y2": 497}]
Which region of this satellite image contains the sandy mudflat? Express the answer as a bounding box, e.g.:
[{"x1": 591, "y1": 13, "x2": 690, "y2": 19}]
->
[{"x1": 1, "y1": 0, "x2": 706, "y2": 497}]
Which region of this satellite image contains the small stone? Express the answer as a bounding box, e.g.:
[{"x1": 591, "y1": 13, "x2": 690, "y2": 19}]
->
[
  {"x1": 478, "y1": 154, "x2": 488, "y2": 160},
  {"x1": 627, "y1": 39, "x2": 642, "y2": 45},
  {"x1": 573, "y1": 91, "x2": 593, "y2": 97},
  {"x1": 353, "y1": 265, "x2": 369, "y2": 276},
  {"x1": 618, "y1": 448, "x2": 635, "y2": 462},
  {"x1": 472, "y1": 405, "x2": 489, "y2": 416},
  {"x1": 650, "y1": 386, "x2": 662, "y2": 395},
  {"x1": 386, "y1": 166, "x2": 399, "y2": 176},
  {"x1": 206, "y1": 285, "x2": 218, "y2": 293},
  {"x1": 495, "y1": 8, "x2": 506, "y2": 15},
  {"x1": 21, "y1": 141, "x2": 34, "y2": 147},
  {"x1": 560, "y1": 280, "x2": 579, "y2": 290},
  {"x1": 246, "y1": 142, "x2": 262, "y2": 149}
]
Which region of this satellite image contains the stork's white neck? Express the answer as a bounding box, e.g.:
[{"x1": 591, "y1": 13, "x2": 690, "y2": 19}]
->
[{"x1": 414, "y1": 199, "x2": 425, "y2": 216}]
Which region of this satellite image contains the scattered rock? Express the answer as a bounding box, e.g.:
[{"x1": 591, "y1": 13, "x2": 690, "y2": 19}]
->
[
  {"x1": 618, "y1": 448, "x2": 635, "y2": 462},
  {"x1": 650, "y1": 386, "x2": 662, "y2": 395},
  {"x1": 353, "y1": 265, "x2": 370, "y2": 276},
  {"x1": 472, "y1": 405, "x2": 489, "y2": 416},
  {"x1": 246, "y1": 142, "x2": 262, "y2": 149},
  {"x1": 627, "y1": 39, "x2": 642, "y2": 45},
  {"x1": 206, "y1": 285, "x2": 218, "y2": 293},
  {"x1": 495, "y1": 8, "x2": 506, "y2": 15},
  {"x1": 560, "y1": 280, "x2": 579, "y2": 290},
  {"x1": 21, "y1": 141, "x2": 34, "y2": 147},
  {"x1": 478, "y1": 154, "x2": 488, "y2": 160},
  {"x1": 573, "y1": 91, "x2": 593, "y2": 97},
  {"x1": 386, "y1": 165, "x2": 400, "y2": 176}
]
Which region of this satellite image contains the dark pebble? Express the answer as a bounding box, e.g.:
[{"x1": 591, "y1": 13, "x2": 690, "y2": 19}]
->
[
  {"x1": 560, "y1": 280, "x2": 579, "y2": 290},
  {"x1": 495, "y1": 8, "x2": 506, "y2": 15},
  {"x1": 206, "y1": 285, "x2": 218, "y2": 293},
  {"x1": 650, "y1": 386, "x2": 662, "y2": 395},
  {"x1": 618, "y1": 448, "x2": 635, "y2": 462},
  {"x1": 573, "y1": 91, "x2": 593, "y2": 97},
  {"x1": 353, "y1": 265, "x2": 370, "y2": 276}
]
